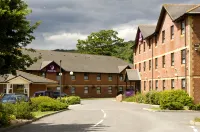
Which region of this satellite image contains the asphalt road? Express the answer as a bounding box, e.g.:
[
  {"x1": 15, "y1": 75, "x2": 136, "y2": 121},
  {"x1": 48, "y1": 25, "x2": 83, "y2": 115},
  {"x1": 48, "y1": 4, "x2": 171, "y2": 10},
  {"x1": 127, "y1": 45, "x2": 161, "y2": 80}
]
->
[{"x1": 8, "y1": 99, "x2": 200, "y2": 132}]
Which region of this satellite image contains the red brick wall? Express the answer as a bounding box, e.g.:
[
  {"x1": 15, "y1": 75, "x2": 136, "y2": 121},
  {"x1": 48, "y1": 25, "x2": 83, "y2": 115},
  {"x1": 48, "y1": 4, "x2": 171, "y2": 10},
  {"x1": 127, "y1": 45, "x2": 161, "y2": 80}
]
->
[
  {"x1": 134, "y1": 12, "x2": 189, "y2": 93},
  {"x1": 26, "y1": 69, "x2": 130, "y2": 98},
  {"x1": 29, "y1": 84, "x2": 47, "y2": 97},
  {"x1": 190, "y1": 15, "x2": 200, "y2": 103}
]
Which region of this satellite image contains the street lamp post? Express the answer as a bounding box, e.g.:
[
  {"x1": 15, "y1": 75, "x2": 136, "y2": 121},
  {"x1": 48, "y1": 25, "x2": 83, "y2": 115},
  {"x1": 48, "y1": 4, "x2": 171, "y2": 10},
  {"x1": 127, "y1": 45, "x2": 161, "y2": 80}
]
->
[{"x1": 59, "y1": 60, "x2": 62, "y2": 100}]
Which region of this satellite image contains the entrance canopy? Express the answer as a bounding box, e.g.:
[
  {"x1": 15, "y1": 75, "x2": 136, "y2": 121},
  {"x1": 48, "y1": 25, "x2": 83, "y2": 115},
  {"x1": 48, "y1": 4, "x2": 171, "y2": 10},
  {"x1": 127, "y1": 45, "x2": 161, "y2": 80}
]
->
[
  {"x1": 0, "y1": 70, "x2": 57, "y2": 96},
  {"x1": 125, "y1": 69, "x2": 141, "y2": 81}
]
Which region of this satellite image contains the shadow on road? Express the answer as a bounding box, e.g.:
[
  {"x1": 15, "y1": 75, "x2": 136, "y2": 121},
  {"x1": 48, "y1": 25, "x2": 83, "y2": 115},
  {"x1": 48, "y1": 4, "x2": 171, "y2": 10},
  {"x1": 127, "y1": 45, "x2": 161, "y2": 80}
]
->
[{"x1": 11, "y1": 123, "x2": 109, "y2": 132}]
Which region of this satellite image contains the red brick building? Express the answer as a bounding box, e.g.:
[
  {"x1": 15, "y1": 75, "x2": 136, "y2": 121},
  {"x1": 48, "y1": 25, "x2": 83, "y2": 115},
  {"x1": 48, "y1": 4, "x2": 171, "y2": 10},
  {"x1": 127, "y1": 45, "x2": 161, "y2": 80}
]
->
[
  {"x1": 134, "y1": 4, "x2": 200, "y2": 103},
  {"x1": 11, "y1": 49, "x2": 139, "y2": 98}
]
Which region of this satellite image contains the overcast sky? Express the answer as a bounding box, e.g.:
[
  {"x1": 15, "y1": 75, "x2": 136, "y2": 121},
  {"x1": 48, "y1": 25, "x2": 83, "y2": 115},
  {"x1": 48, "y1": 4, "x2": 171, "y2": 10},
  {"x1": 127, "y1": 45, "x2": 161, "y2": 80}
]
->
[{"x1": 25, "y1": 0, "x2": 199, "y2": 50}]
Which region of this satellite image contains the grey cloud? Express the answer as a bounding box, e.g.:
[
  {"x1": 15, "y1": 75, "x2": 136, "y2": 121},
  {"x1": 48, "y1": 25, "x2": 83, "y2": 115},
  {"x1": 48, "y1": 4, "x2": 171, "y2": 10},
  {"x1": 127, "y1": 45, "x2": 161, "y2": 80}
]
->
[{"x1": 25, "y1": 0, "x2": 199, "y2": 49}]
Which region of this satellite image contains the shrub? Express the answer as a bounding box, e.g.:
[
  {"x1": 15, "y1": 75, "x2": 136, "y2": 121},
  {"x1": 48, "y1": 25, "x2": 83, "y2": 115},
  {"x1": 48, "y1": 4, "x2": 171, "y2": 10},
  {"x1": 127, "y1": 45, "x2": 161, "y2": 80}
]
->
[
  {"x1": 190, "y1": 104, "x2": 200, "y2": 110},
  {"x1": 0, "y1": 111, "x2": 10, "y2": 127},
  {"x1": 0, "y1": 104, "x2": 10, "y2": 127},
  {"x1": 145, "y1": 91, "x2": 161, "y2": 105},
  {"x1": 123, "y1": 93, "x2": 146, "y2": 103},
  {"x1": 13, "y1": 102, "x2": 34, "y2": 119},
  {"x1": 60, "y1": 96, "x2": 81, "y2": 105},
  {"x1": 2, "y1": 102, "x2": 34, "y2": 120},
  {"x1": 160, "y1": 90, "x2": 193, "y2": 110},
  {"x1": 39, "y1": 101, "x2": 68, "y2": 112},
  {"x1": 134, "y1": 93, "x2": 146, "y2": 103},
  {"x1": 31, "y1": 96, "x2": 68, "y2": 112}
]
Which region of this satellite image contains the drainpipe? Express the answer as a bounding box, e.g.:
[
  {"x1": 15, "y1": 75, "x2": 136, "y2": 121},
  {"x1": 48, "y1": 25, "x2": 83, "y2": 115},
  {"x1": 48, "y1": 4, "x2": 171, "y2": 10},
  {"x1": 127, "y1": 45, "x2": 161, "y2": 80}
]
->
[{"x1": 185, "y1": 19, "x2": 187, "y2": 92}]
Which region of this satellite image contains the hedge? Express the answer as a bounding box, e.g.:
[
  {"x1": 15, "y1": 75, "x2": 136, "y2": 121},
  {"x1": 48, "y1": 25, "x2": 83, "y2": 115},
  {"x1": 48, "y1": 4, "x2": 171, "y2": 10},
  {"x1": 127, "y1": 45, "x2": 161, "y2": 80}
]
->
[
  {"x1": 124, "y1": 90, "x2": 194, "y2": 110},
  {"x1": 59, "y1": 96, "x2": 81, "y2": 105},
  {"x1": 31, "y1": 96, "x2": 68, "y2": 112}
]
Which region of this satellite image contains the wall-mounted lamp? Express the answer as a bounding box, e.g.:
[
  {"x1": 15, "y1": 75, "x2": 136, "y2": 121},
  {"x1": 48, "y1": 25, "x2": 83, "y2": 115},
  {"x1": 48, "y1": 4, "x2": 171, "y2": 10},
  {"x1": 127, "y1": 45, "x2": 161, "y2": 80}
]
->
[
  {"x1": 194, "y1": 43, "x2": 200, "y2": 51},
  {"x1": 70, "y1": 71, "x2": 73, "y2": 76}
]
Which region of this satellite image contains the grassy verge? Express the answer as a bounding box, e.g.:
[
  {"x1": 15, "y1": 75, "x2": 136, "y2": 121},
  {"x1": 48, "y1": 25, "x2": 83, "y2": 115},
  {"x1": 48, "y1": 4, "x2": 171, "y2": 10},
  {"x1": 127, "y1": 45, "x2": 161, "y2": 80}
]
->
[
  {"x1": 150, "y1": 107, "x2": 162, "y2": 111},
  {"x1": 194, "y1": 117, "x2": 200, "y2": 122},
  {"x1": 32, "y1": 111, "x2": 56, "y2": 118}
]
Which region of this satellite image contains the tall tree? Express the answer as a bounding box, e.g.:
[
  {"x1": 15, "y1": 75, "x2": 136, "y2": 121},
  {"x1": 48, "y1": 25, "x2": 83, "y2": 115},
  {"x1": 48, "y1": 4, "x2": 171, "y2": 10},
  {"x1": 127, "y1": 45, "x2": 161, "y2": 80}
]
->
[
  {"x1": 77, "y1": 30, "x2": 124, "y2": 56},
  {"x1": 0, "y1": 0, "x2": 40, "y2": 74}
]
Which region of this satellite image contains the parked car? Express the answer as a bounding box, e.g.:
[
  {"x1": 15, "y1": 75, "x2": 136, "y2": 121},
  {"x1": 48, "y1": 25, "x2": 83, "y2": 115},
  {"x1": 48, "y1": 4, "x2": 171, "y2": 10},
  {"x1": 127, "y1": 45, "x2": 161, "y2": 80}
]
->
[
  {"x1": 53, "y1": 91, "x2": 68, "y2": 98},
  {"x1": 33, "y1": 91, "x2": 54, "y2": 98},
  {"x1": 0, "y1": 94, "x2": 30, "y2": 104}
]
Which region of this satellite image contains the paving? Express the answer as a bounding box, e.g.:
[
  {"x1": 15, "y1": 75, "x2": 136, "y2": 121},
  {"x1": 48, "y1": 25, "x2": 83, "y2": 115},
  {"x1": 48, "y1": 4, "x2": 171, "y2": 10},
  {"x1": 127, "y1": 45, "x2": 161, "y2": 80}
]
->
[{"x1": 7, "y1": 99, "x2": 200, "y2": 132}]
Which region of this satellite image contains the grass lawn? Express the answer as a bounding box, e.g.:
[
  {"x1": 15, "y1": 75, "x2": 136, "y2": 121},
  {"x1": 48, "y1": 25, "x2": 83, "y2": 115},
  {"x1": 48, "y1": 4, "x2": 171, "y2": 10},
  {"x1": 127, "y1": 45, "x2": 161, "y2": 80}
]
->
[
  {"x1": 32, "y1": 111, "x2": 56, "y2": 118},
  {"x1": 194, "y1": 117, "x2": 200, "y2": 122},
  {"x1": 150, "y1": 107, "x2": 162, "y2": 111}
]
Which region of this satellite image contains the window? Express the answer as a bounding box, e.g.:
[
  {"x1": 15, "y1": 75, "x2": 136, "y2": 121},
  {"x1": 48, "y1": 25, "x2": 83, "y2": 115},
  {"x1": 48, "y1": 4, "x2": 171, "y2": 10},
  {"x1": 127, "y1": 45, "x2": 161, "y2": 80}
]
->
[
  {"x1": 155, "y1": 58, "x2": 158, "y2": 69},
  {"x1": 171, "y1": 25, "x2": 174, "y2": 39},
  {"x1": 96, "y1": 87, "x2": 101, "y2": 94},
  {"x1": 139, "y1": 44, "x2": 141, "y2": 54},
  {"x1": 108, "y1": 74, "x2": 112, "y2": 81},
  {"x1": 149, "y1": 81, "x2": 151, "y2": 91},
  {"x1": 71, "y1": 74, "x2": 76, "y2": 80},
  {"x1": 143, "y1": 61, "x2": 146, "y2": 71},
  {"x1": 182, "y1": 79, "x2": 186, "y2": 89},
  {"x1": 155, "y1": 35, "x2": 157, "y2": 46},
  {"x1": 155, "y1": 80, "x2": 158, "y2": 90},
  {"x1": 84, "y1": 73, "x2": 89, "y2": 80},
  {"x1": 149, "y1": 60, "x2": 151, "y2": 70},
  {"x1": 181, "y1": 21, "x2": 185, "y2": 35},
  {"x1": 162, "y1": 30, "x2": 165, "y2": 43},
  {"x1": 119, "y1": 74, "x2": 123, "y2": 81},
  {"x1": 118, "y1": 86, "x2": 123, "y2": 92},
  {"x1": 139, "y1": 63, "x2": 141, "y2": 72},
  {"x1": 144, "y1": 42, "x2": 145, "y2": 52},
  {"x1": 97, "y1": 73, "x2": 101, "y2": 80},
  {"x1": 162, "y1": 56, "x2": 165, "y2": 68},
  {"x1": 41, "y1": 72, "x2": 46, "y2": 78},
  {"x1": 171, "y1": 79, "x2": 175, "y2": 89},
  {"x1": 84, "y1": 86, "x2": 89, "y2": 94},
  {"x1": 56, "y1": 72, "x2": 61, "y2": 81},
  {"x1": 108, "y1": 86, "x2": 112, "y2": 94},
  {"x1": 71, "y1": 87, "x2": 75, "y2": 94},
  {"x1": 171, "y1": 53, "x2": 174, "y2": 66},
  {"x1": 163, "y1": 80, "x2": 165, "y2": 90},
  {"x1": 135, "y1": 64, "x2": 137, "y2": 69},
  {"x1": 149, "y1": 39, "x2": 151, "y2": 49},
  {"x1": 181, "y1": 49, "x2": 186, "y2": 64},
  {"x1": 144, "y1": 81, "x2": 146, "y2": 91}
]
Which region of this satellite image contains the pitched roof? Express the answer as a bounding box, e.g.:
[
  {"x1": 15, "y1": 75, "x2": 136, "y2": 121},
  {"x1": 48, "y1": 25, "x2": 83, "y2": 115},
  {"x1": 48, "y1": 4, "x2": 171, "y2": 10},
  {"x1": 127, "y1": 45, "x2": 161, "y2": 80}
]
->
[
  {"x1": 118, "y1": 65, "x2": 131, "y2": 73},
  {"x1": 125, "y1": 69, "x2": 141, "y2": 81},
  {"x1": 0, "y1": 71, "x2": 57, "y2": 84},
  {"x1": 163, "y1": 4, "x2": 197, "y2": 20},
  {"x1": 22, "y1": 49, "x2": 131, "y2": 74},
  {"x1": 40, "y1": 61, "x2": 53, "y2": 70},
  {"x1": 134, "y1": 25, "x2": 156, "y2": 46},
  {"x1": 187, "y1": 5, "x2": 200, "y2": 13},
  {"x1": 139, "y1": 25, "x2": 156, "y2": 39},
  {"x1": 16, "y1": 70, "x2": 57, "y2": 84},
  {"x1": 155, "y1": 4, "x2": 200, "y2": 33}
]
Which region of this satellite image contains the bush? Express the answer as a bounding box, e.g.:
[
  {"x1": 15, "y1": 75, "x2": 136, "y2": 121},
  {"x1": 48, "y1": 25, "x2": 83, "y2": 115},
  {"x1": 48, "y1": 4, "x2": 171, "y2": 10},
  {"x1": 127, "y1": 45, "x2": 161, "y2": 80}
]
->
[
  {"x1": 31, "y1": 96, "x2": 68, "y2": 112},
  {"x1": 60, "y1": 96, "x2": 81, "y2": 105},
  {"x1": 0, "y1": 104, "x2": 10, "y2": 127},
  {"x1": 13, "y1": 102, "x2": 34, "y2": 119},
  {"x1": 189, "y1": 104, "x2": 200, "y2": 110},
  {"x1": 145, "y1": 91, "x2": 161, "y2": 105},
  {"x1": 123, "y1": 93, "x2": 146, "y2": 103},
  {"x1": 160, "y1": 90, "x2": 193, "y2": 110},
  {"x1": 2, "y1": 102, "x2": 34, "y2": 120}
]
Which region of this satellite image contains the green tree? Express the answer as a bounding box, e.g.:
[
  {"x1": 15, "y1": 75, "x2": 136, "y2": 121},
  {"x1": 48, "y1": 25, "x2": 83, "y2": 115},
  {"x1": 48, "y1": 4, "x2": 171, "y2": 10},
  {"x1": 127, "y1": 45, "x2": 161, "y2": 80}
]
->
[
  {"x1": 0, "y1": 0, "x2": 40, "y2": 75},
  {"x1": 113, "y1": 40, "x2": 135, "y2": 63},
  {"x1": 77, "y1": 30, "x2": 124, "y2": 56}
]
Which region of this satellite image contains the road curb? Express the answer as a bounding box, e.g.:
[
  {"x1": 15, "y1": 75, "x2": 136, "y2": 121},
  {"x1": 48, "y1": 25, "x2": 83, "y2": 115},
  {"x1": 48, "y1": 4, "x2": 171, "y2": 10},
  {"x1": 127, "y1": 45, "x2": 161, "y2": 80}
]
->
[
  {"x1": 190, "y1": 120, "x2": 200, "y2": 126},
  {"x1": 0, "y1": 109, "x2": 68, "y2": 132},
  {"x1": 143, "y1": 108, "x2": 200, "y2": 112}
]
